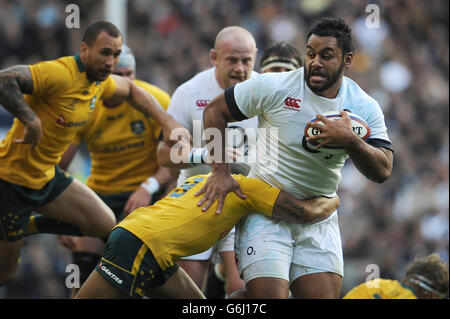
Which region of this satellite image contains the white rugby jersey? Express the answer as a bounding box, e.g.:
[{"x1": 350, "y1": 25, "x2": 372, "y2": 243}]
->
[
  {"x1": 225, "y1": 67, "x2": 392, "y2": 198},
  {"x1": 168, "y1": 67, "x2": 258, "y2": 184}
]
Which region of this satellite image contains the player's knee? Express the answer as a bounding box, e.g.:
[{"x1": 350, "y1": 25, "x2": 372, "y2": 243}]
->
[{"x1": 83, "y1": 210, "x2": 116, "y2": 238}]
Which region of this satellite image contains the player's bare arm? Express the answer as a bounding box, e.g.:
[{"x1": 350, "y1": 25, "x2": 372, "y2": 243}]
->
[
  {"x1": 110, "y1": 74, "x2": 191, "y2": 144},
  {"x1": 195, "y1": 93, "x2": 247, "y2": 213},
  {"x1": 0, "y1": 65, "x2": 42, "y2": 148},
  {"x1": 273, "y1": 192, "x2": 340, "y2": 225},
  {"x1": 307, "y1": 111, "x2": 393, "y2": 183}
]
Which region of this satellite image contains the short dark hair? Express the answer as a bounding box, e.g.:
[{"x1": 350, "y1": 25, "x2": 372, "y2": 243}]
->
[
  {"x1": 260, "y1": 42, "x2": 303, "y2": 70},
  {"x1": 306, "y1": 17, "x2": 354, "y2": 55},
  {"x1": 82, "y1": 20, "x2": 122, "y2": 46}
]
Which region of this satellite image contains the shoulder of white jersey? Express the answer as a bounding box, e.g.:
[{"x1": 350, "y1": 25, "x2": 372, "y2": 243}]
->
[
  {"x1": 341, "y1": 76, "x2": 384, "y2": 115},
  {"x1": 246, "y1": 67, "x2": 302, "y2": 93},
  {"x1": 173, "y1": 67, "x2": 218, "y2": 95}
]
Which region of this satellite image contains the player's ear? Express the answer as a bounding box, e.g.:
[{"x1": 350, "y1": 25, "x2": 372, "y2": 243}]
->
[
  {"x1": 209, "y1": 49, "x2": 218, "y2": 66},
  {"x1": 344, "y1": 52, "x2": 353, "y2": 68},
  {"x1": 80, "y1": 42, "x2": 89, "y2": 56}
]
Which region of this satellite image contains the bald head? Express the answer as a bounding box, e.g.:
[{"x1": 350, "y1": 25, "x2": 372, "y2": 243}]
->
[
  {"x1": 211, "y1": 26, "x2": 257, "y2": 89},
  {"x1": 214, "y1": 26, "x2": 257, "y2": 52}
]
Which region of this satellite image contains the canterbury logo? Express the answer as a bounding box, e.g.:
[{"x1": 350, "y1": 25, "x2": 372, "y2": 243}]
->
[
  {"x1": 196, "y1": 99, "x2": 210, "y2": 107},
  {"x1": 284, "y1": 97, "x2": 302, "y2": 109}
]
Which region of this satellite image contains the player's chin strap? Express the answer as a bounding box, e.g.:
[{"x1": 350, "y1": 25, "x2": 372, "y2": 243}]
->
[{"x1": 408, "y1": 274, "x2": 447, "y2": 298}]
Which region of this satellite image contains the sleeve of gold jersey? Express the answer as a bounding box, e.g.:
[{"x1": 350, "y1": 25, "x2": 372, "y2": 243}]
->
[
  {"x1": 234, "y1": 175, "x2": 281, "y2": 217},
  {"x1": 29, "y1": 60, "x2": 73, "y2": 97},
  {"x1": 100, "y1": 75, "x2": 117, "y2": 99},
  {"x1": 134, "y1": 79, "x2": 171, "y2": 139}
]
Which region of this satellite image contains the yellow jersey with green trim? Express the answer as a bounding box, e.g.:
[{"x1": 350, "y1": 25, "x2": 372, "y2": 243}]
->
[
  {"x1": 343, "y1": 279, "x2": 417, "y2": 299},
  {"x1": 0, "y1": 54, "x2": 116, "y2": 189},
  {"x1": 73, "y1": 79, "x2": 170, "y2": 194},
  {"x1": 117, "y1": 174, "x2": 281, "y2": 270}
]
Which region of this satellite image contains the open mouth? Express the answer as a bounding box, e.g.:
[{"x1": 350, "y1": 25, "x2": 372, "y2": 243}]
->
[
  {"x1": 230, "y1": 75, "x2": 246, "y2": 82},
  {"x1": 309, "y1": 71, "x2": 327, "y2": 83}
]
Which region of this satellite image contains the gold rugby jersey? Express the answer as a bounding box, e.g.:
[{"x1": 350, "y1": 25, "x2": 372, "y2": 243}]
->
[
  {"x1": 73, "y1": 79, "x2": 170, "y2": 194},
  {"x1": 117, "y1": 174, "x2": 281, "y2": 270},
  {"x1": 343, "y1": 278, "x2": 417, "y2": 299},
  {"x1": 0, "y1": 54, "x2": 116, "y2": 189}
]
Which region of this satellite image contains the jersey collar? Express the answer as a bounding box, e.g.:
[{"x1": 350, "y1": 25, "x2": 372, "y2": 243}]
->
[{"x1": 74, "y1": 51, "x2": 85, "y2": 73}]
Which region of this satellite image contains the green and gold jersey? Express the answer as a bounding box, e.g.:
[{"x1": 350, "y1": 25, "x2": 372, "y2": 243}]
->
[
  {"x1": 117, "y1": 174, "x2": 281, "y2": 270},
  {"x1": 73, "y1": 79, "x2": 170, "y2": 194},
  {"x1": 343, "y1": 279, "x2": 417, "y2": 299},
  {"x1": 0, "y1": 54, "x2": 116, "y2": 189}
]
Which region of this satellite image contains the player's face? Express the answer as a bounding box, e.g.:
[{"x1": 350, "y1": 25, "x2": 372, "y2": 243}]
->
[
  {"x1": 82, "y1": 31, "x2": 123, "y2": 82},
  {"x1": 211, "y1": 42, "x2": 256, "y2": 89},
  {"x1": 304, "y1": 35, "x2": 350, "y2": 96},
  {"x1": 113, "y1": 66, "x2": 135, "y2": 80}
]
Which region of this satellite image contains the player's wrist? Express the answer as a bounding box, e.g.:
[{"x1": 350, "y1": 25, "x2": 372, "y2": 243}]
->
[{"x1": 140, "y1": 177, "x2": 160, "y2": 195}]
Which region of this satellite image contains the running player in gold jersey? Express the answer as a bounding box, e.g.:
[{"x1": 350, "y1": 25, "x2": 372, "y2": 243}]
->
[
  {"x1": 0, "y1": 21, "x2": 188, "y2": 287},
  {"x1": 75, "y1": 174, "x2": 340, "y2": 299},
  {"x1": 56, "y1": 45, "x2": 178, "y2": 295},
  {"x1": 343, "y1": 253, "x2": 448, "y2": 299}
]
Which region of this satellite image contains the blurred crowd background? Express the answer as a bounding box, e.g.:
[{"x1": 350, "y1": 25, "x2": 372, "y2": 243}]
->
[{"x1": 0, "y1": 0, "x2": 448, "y2": 298}]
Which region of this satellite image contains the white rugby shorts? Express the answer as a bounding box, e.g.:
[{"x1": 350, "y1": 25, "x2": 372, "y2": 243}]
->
[{"x1": 235, "y1": 211, "x2": 343, "y2": 284}]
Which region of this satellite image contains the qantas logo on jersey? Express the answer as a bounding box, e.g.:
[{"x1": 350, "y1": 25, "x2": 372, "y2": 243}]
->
[
  {"x1": 195, "y1": 99, "x2": 210, "y2": 109},
  {"x1": 56, "y1": 114, "x2": 87, "y2": 128},
  {"x1": 283, "y1": 97, "x2": 302, "y2": 112}
]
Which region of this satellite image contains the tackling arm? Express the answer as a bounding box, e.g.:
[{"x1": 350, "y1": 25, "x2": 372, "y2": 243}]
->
[
  {"x1": 272, "y1": 191, "x2": 340, "y2": 225},
  {"x1": 110, "y1": 75, "x2": 191, "y2": 144}
]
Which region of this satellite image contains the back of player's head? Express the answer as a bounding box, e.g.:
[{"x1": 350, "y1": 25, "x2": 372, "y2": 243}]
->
[
  {"x1": 260, "y1": 42, "x2": 302, "y2": 73},
  {"x1": 82, "y1": 20, "x2": 123, "y2": 46},
  {"x1": 307, "y1": 17, "x2": 354, "y2": 56},
  {"x1": 404, "y1": 253, "x2": 449, "y2": 298},
  {"x1": 116, "y1": 44, "x2": 136, "y2": 71}
]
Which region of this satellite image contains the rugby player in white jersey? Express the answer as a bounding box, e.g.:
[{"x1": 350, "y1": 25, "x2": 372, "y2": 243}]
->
[
  {"x1": 196, "y1": 17, "x2": 394, "y2": 298},
  {"x1": 157, "y1": 26, "x2": 258, "y2": 296}
]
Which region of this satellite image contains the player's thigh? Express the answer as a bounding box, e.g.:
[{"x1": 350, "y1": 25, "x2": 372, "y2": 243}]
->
[
  {"x1": 290, "y1": 271, "x2": 342, "y2": 299},
  {"x1": 178, "y1": 247, "x2": 213, "y2": 287},
  {"x1": 147, "y1": 266, "x2": 205, "y2": 299},
  {"x1": 36, "y1": 178, "x2": 116, "y2": 234},
  {"x1": 177, "y1": 259, "x2": 210, "y2": 288},
  {"x1": 246, "y1": 276, "x2": 290, "y2": 299},
  {"x1": 75, "y1": 270, "x2": 128, "y2": 299}
]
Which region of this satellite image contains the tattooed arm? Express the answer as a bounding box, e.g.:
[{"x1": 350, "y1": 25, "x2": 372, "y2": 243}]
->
[
  {"x1": 0, "y1": 65, "x2": 42, "y2": 148},
  {"x1": 272, "y1": 191, "x2": 340, "y2": 225}
]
